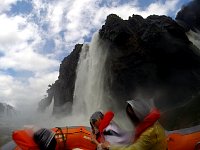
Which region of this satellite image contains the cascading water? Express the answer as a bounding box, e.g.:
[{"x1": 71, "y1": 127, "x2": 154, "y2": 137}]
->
[
  {"x1": 71, "y1": 32, "x2": 132, "y2": 130},
  {"x1": 187, "y1": 30, "x2": 200, "y2": 53},
  {"x1": 71, "y1": 32, "x2": 132, "y2": 129},
  {"x1": 0, "y1": 103, "x2": 17, "y2": 126},
  {"x1": 72, "y1": 32, "x2": 113, "y2": 118}
]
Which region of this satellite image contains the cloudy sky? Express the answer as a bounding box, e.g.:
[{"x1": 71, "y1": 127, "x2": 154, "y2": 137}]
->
[{"x1": 0, "y1": 0, "x2": 190, "y2": 108}]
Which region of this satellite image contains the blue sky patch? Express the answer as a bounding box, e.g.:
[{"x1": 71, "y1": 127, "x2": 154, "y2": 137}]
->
[
  {"x1": 41, "y1": 23, "x2": 49, "y2": 32},
  {"x1": 10, "y1": 0, "x2": 33, "y2": 15},
  {"x1": 43, "y1": 39, "x2": 55, "y2": 54},
  {"x1": 59, "y1": 30, "x2": 66, "y2": 40},
  {"x1": 0, "y1": 51, "x2": 4, "y2": 57},
  {"x1": 1, "y1": 68, "x2": 34, "y2": 79},
  {"x1": 138, "y1": 0, "x2": 157, "y2": 9},
  {"x1": 98, "y1": 0, "x2": 133, "y2": 7},
  {"x1": 84, "y1": 35, "x2": 92, "y2": 43}
]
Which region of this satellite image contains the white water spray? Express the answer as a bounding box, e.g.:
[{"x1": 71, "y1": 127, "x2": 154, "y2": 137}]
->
[
  {"x1": 73, "y1": 32, "x2": 113, "y2": 118},
  {"x1": 187, "y1": 30, "x2": 200, "y2": 53},
  {"x1": 72, "y1": 32, "x2": 132, "y2": 129}
]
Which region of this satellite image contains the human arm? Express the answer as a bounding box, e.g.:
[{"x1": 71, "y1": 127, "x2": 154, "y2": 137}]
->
[{"x1": 91, "y1": 133, "x2": 100, "y2": 145}]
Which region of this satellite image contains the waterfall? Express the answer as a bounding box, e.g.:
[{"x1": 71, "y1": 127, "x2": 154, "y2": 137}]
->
[
  {"x1": 72, "y1": 32, "x2": 112, "y2": 117},
  {"x1": 187, "y1": 30, "x2": 200, "y2": 54},
  {"x1": 71, "y1": 32, "x2": 132, "y2": 129},
  {"x1": 0, "y1": 103, "x2": 16, "y2": 118}
]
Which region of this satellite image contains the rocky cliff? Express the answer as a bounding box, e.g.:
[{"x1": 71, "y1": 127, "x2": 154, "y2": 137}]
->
[
  {"x1": 99, "y1": 14, "x2": 200, "y2": 108},
  {"x1": 40, "y1": 8, "x2": 200, "y2": 129},
  {"x1": 38, "y1": 44, "x2": 82, "y2": 115}
]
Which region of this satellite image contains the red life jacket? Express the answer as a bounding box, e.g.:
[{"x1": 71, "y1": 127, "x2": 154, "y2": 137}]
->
[
  {"x1": 97, "y1": 111, "x2": 114, "y2": 142},
  {"x1": 134, "y1": 108, "x2": 160, "y2": 141}
]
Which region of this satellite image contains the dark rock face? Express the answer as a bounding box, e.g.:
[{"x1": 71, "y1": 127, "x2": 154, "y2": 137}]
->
[
  {"x1": 99, "y1": 14, "x2": 200, "y2": 129},
  {"x1": 100, "y1": 14, "x2": 200, "y2": 105},
  {"x1": 176, "y1": 0, "x2": 200, "y2": 32},
  {"x1": 38, "y1": 44, "x2": 82, "y2": 115}
]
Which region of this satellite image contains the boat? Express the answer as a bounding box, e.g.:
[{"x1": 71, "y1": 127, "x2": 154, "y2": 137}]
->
[
  {"x1": 167, "y1": 124, "x2": 200, "y2": 150},
  {"x1": 1, "y1": 125, "x2": 200, "y2": 150}
]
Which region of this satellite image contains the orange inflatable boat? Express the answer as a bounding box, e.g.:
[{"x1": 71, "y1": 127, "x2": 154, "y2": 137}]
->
[
  {"x1": 167, "y1": 125, "x2": 200, "y2": 150},
  {"x1": 167, "y1": 132, "x2": 200, "y2": 150},
  {"x1": 12, "y1": 126, "x2": 97, "y2": 150},
  {"x1": 2, "y1": 125, "x2": 200, "y2": 150}
]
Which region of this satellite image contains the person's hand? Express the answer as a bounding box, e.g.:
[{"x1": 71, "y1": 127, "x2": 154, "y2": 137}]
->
[
  {"x1": 101, "y1": 141, "x2": 111, "y2": 149},
  {"x1": 90, "y1": 134, "x2": 100, "y2": 145},
  {"x1": 91, "y1": 137, "x2": 96, "y2": 143},
  {"x1": 91, "y1": 134, "x2": 96, "y2": 142}
]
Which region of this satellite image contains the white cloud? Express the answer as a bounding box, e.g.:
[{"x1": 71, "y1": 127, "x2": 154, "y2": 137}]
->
[
  {"x1": 0, "y1": 14, "x2": 38, "y2": 52},
  {"x1": 140, "y1": 0, "x2": 179, "y2": 17},
  {"x1": 0, "y1": 14, "x2": 59, "y2": 72},
  {"x1": 0, "y1": 0, "x2": 17, "y2": 13},
  {"x1": 0, "y1": 1, "x2": 60, "y2": 107},
  {"x1": 0, "y1": 14, "x2": 29, "y2": 49},
  {"x1": 0, "y1": 48, "x2": 59, "y2": 72},
  {"x1": 0, "y1": 71, "x2": 58, "y2": 108},
  {"x1": 46, "y1": 1, "x2": 65, "y2": 33}
]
